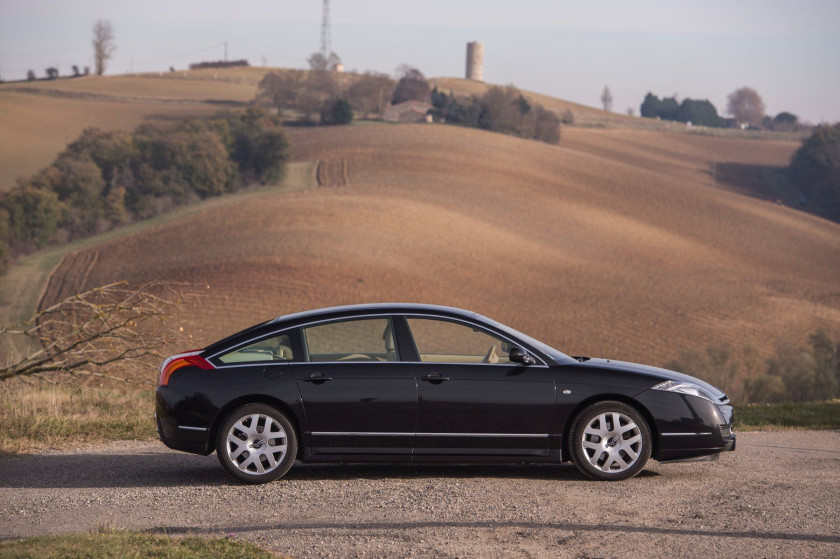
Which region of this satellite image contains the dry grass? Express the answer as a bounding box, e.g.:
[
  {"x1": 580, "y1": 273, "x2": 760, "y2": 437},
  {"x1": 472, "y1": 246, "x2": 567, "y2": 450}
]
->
[
  {"x1": 3, "y1": 74, "x2": 257, "y2": 102},
  {"x1": 0, "y1": 380, "x2": 156, "y2": 454},
  {"x1": 28, "y1": 124, "x2": 839, "y2": 372},
  {"x1": 0, "y1": 528, "x2": 277, "y2": 559}
]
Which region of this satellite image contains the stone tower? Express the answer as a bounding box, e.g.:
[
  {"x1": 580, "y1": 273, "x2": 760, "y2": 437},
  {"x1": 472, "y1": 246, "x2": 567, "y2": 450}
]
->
[{"x1": 466, "y1": 41, "x2": 484, "y2": 82}]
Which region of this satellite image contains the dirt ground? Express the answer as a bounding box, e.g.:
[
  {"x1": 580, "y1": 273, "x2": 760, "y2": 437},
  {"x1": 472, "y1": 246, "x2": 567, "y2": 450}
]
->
[{"x1": 1, "y1": 431, "x2": 838, "y2": 558}]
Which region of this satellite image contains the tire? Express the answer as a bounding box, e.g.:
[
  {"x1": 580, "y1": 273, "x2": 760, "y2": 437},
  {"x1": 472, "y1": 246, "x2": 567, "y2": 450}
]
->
[
  {"x1": 215, "y1": 404, "x2": 297, "y2": 484},
  {"x1": 569, "y1": 400, "x2": 651, "y2": 481}
]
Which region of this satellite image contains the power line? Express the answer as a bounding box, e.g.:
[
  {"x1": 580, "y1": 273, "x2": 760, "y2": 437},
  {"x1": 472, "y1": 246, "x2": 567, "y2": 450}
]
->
[
  {"x1": 132, "y1": 43, "x2": 225, "y2": 65},
  {"x1": 0, "y1": 46, "x2": 88, "y2": 57}
]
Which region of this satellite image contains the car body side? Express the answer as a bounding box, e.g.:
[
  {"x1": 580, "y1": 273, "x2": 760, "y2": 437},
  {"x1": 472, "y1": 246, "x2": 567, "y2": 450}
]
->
[{"x1": 156, "y1": 304, "x2": 734, "y2": 465}]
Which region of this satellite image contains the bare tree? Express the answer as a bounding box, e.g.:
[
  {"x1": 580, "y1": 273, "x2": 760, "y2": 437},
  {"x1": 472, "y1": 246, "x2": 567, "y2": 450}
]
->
[
  {"x1": 92, "y1": 19, "x2": 116, "y2": 76},
  {"x1": 1, "y1": 281, "x2": 193, "y2": 384},
  {"x1": 307, "y1": 52, "x2": 328, "y2": 72},
  {"x1": 601, "y1": 86, "x2": 613, "y2": 112},
  {"x1": 347, "y1": 71, "x2": 396, "y2": 117},
  {"x1": 727, "y1": 86, "x2": 765, "y2": 127},
  {"x1": 392, "y1": 65, "x2": 430, "y2": 104}
]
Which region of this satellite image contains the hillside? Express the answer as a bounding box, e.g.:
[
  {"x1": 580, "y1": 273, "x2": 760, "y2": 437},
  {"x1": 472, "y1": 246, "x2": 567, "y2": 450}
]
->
[
  {"x1": 32, "y1": 123, "x2": 840, "y2": 370},
  {"x1": 0, "y1": 68, "x2": 279, "y2": 190},
  {"x1": 430, "y1": 77, "x2": 644, "y2": 127}
]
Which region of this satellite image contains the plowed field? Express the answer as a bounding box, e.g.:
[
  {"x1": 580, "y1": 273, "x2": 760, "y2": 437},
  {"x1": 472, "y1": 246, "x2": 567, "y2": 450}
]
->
[{"x1": 36, "y1": 124, "x2": 840, "y2": 374}]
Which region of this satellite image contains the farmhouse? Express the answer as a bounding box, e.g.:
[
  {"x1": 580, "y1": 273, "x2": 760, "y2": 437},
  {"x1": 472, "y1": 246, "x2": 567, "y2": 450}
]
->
[{"x1": 382, "y1": 100, "x2": 432, "y2": 123}]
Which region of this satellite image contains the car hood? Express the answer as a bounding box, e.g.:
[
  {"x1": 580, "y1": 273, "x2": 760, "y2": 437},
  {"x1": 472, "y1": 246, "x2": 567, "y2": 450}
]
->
[{"x1": 580, "y1": 358, "x2": 727, "y2": 401}]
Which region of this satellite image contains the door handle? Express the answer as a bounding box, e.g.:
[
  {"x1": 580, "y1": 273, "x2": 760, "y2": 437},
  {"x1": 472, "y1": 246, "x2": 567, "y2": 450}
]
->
[
  {"x1": 421, "y1": 372, "x2": 450, "y2": 382},
  {"x1": 303, "y1": 372, "x2": 333, "y2": 382}
]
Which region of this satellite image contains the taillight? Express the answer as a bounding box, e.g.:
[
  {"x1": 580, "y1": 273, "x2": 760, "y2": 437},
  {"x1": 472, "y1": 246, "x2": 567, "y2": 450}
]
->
[{"x1": 158, "y1": 350, "x2": 214, "y2": 387}]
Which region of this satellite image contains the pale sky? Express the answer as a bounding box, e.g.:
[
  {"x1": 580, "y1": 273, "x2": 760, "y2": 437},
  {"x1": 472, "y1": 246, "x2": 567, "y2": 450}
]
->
[{"x1": 2, "y1": 0, "x2": 838, "y2": 123}]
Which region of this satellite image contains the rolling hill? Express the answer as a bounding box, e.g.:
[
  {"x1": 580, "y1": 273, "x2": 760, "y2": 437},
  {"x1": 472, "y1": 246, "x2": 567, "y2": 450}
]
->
[
  {"x1": 32, "y1": 123, "x2": 840, "y2": 375},
  {"x1": 2, "y1": 68, "x2": 837, "y2": 397}
]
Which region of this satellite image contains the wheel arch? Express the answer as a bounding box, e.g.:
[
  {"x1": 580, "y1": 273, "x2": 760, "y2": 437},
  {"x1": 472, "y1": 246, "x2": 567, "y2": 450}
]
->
[
  {"x1": 562, "y1": 394, "x2": 660, "y2": 462},
  {"x1": 210, "y1": 396, "x2": 304, "y2": 461}
]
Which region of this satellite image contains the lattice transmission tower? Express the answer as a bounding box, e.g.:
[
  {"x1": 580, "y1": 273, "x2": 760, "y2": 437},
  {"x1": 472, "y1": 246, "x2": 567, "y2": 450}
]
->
[{"x1": 320, "y1": 0, "x2": 331, "y2": 60}]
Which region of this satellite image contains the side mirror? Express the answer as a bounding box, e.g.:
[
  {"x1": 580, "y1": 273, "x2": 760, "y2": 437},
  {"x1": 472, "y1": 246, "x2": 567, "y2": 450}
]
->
[{"x1": 509, "y1": 347, "x2": 535, "y2": 365}]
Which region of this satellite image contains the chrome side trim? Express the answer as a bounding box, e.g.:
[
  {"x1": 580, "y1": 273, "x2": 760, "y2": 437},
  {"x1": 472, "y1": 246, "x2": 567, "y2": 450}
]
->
[
  {"x1": 313, "y1": 432, "x2": 413, "y2": 437},
  {"x1": 661, "y1": 432, "x2": 713, "y2": 436},
  {"x1": 178, "y1": 425, "x2": 209, "y2": 432},
  {"x1": 311, "y1": 432, "x2": 550, "y2": 438}
]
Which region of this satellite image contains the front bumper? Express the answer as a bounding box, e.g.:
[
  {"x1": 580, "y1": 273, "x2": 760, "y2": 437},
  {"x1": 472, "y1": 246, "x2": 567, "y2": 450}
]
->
[{"x1": 637, "y1": 389, "x2": 737, "y2": 462}]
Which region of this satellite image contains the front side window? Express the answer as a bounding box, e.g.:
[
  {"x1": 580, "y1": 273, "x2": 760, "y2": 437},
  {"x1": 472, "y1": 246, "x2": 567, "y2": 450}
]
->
[
  {"x1": 303, "y1": 318, "x2": 398, "y2": 362},
  {"x1": 217, "y1": 334, "x2": 294, "y2": 364},
  {"x1": 407, "y1": 318, "x2": 514, "y2": 364}
]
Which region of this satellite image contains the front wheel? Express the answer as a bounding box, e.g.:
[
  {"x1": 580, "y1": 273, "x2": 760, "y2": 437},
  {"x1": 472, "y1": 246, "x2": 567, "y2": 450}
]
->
[
  {"x1": 569, "y1": 401, "x2": 651, "y2": 481},
  {"x1": 215, "y1": 404, "x2": 297, "y2": 484}
]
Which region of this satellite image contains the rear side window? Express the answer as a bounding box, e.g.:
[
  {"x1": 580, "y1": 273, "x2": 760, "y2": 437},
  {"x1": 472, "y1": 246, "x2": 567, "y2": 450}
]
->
[
  {"x1": 217, "y1": 334, "x2": 294, "y2": 364},
  {"x1": 303, "y1": 318, "x2": 398, "y2": 362}
]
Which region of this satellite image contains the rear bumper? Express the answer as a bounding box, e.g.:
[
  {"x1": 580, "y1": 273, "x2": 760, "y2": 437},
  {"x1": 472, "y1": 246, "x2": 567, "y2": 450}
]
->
[{"x1": 155, "y1": 389, "x2": 214, "y2": 455}]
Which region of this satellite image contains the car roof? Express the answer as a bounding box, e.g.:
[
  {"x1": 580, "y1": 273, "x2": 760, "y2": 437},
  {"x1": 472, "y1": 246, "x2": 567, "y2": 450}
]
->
[
  {"x1": 270, "y1": 303, "x2": 478, "y2": 324},
  {"x1": 202, "y1": 303, "x2": 481, "y2": 357}
]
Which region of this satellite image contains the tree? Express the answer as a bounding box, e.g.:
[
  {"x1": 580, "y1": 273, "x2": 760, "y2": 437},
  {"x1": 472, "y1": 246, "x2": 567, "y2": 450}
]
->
[
  {"x1": 26, "y1": 69, "x2": 36, "y2": 81},
  {"x1": 391, "y1": 66, "x2": 430, "y2": 104},
  {"x1": 3, "y1": 183, "x2": 64, "y2": 250},
  {"x1": 0, "y1": 281, "x2": 192, "y2": 383},
  {"x1": 600, "y1": 86, "x2": 613, "y2": 112},
  {"x1": 769, "y1": 111, "x2": 800, "y2": 132},
  {"x1": 92, "y1": 20, "x2": 116, "y2": 76},
  {"x1": 307, "y1": 52, "x2": 327, "y2": 72},
  {"x1": 727, "y1": 86, "x2": 765, "y2": 127},
  {"x1": 640, "y1": 92, "x2": 661, "y2": 118},
  {"x1": 533, "y1": 105, "x2": 561, "y2": 145},
  {"x1": 256, "y1": 69, "x2": 307, "y2": 111},
  {"x1": 789, "y1": 124, "x2": 840, "y2": 221},
  {"x1": 320, "y1": 98, "x2": 353, "y2": 125},
  {"x1": 675, "y1": 99, "x2": 722, "y2": 127},
  {"x1": 72, "y1": 65, "x2": 81, "y2": 77},
  {"x1": 659, "y1": 96, "x2": 679, "y2": 121},
  {"x1": 45, "y1": 67, "x2": 58, "y2": 80},
  {"x1": 347, "y1": 71, "x2": 396, "y2": 117}
]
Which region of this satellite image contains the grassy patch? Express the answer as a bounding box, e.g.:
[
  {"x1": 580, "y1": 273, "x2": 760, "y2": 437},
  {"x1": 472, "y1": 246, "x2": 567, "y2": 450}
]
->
[
  {"x1": 0, "y1": 382, "x2": 156, "y2": 454},
  {"x1": 0, "y1": 529, "x2": 277, "y2": 559},
  {"x1": 734, "y1": 400, "x2": 840, "y2": 430}
]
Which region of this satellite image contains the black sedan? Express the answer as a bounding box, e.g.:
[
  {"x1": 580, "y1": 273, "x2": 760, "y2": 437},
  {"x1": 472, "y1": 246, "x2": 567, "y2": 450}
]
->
[{"x1": 156, "y1": 303, "x2": 735, "y2": 483}]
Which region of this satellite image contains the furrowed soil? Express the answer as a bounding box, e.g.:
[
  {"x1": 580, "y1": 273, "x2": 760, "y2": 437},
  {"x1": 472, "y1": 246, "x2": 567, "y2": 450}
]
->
[
  {"x1": 32, "y1": 123, "x2": 840, "y2": 376},
  {"x1": 0, "y1": 431, "x2": 838, "y2": 558}
]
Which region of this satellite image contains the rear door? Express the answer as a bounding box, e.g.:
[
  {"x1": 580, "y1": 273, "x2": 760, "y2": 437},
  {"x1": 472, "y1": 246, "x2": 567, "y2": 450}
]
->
[
  {"x1": 293, "y1": 316, "x2": 417, "y2": 457},
  {"x1": 404, "y1": 316, "x2": 556, "y2": 457}
]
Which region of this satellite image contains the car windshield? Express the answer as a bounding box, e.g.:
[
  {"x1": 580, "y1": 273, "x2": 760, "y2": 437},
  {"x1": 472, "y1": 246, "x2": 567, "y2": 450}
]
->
[{"x1": 474, "y1": 313, "x2": 572, "y2": 364}]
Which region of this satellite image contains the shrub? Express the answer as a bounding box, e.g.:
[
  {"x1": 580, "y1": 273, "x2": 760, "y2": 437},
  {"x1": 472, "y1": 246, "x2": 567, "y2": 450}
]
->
[
  {"x1": 788, "y1": 124, "x2": 840, "y2": 221},
  {"x1": 320, "y1": 98, "x2": 353, "y2": 126}
]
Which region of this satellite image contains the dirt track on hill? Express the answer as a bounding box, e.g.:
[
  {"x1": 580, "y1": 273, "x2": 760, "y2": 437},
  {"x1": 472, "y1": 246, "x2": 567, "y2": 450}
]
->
[{"x1": 1, "y1": 431, "x2": 838, "y2": 558}]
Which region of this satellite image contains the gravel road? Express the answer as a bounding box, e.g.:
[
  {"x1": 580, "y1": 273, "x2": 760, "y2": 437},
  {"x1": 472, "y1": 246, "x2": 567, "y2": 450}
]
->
[{"x1": 1, "y1": 431, "x2": 839, "y2": 558}]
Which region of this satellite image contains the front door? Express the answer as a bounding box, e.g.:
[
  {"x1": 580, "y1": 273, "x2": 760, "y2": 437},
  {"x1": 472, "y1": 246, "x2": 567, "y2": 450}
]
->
[
  {"x1": 294, "y1": 316, "x2": 417, "y2": 456},
  {"x1": 406, "y1": 317, "x2": 556, "y2": 456}
]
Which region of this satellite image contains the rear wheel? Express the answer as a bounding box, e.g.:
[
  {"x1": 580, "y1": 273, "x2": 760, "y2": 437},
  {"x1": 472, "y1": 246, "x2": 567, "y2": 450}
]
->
[
  {"x1": 569, "y1": 401, "x2": 651, "y2": 481},
  {"x1": 215, "y1": 404, "x2": 297, "y2": 484}
]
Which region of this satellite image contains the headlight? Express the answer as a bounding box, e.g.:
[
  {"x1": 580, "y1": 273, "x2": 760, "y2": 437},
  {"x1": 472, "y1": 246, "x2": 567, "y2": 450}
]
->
[{"x1": 652, "y1": 380, "x2": 717, "y2": 402}]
